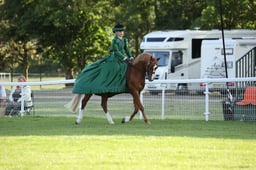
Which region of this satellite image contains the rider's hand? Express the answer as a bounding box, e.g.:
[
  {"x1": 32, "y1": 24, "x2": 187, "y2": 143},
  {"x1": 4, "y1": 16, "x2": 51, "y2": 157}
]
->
[{"x1": 123, "y1": 57, "x2": 129, "y2": 62}]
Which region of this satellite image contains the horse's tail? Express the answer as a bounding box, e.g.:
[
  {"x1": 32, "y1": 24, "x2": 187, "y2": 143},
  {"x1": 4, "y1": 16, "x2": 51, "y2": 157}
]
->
[{"x1": 64, "y1": 94, "x2": 83, "y2": 113}]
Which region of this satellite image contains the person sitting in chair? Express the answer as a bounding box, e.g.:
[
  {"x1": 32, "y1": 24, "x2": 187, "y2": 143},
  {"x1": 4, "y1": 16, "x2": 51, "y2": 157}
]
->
[{"x1": 5, "y1": 76, "x2": 33, "y2": 116}]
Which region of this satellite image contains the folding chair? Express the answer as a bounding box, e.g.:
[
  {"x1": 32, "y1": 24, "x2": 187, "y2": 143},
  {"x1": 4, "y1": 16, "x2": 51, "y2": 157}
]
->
[
  {"x1": 234, "y1": 86, "x2": 256, "y2": 121},
  {"x1": 25, "y1": 91, "x2": 35, "y2": 115},
  {"x1": 236, "y1": 86, "x2": 256, "y2": 106}
]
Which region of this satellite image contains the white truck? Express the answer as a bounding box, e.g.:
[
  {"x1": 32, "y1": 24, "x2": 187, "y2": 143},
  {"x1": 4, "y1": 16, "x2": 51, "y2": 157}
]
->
[
  {"x1": 140, "y1": 29, "x2": 256, "y2": 94},
  {"x1": 200, "y1": 38, "x2": 256, "y2": 91}
]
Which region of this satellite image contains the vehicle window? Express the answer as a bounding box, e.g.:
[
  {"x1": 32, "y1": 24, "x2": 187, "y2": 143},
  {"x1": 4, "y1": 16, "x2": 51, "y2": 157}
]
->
[
  {"x1": 167, "y1": 37, "x2": 184, "y2": 42},
  {"x1": 192, "y1": 39, "x2": 202, "y2": 59},
  {"x1": 147, "y1": 51, "x2": 169, "y2": 66},
  {"x1": 147, "y1": 38, "x2": 166, "y2": 42},
  {"x1": 171, "y1": 51, "x2": 183, "y2": 72}
]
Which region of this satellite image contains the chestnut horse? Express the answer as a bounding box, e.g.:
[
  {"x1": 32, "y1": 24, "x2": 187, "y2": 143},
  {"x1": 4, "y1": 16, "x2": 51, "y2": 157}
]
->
[{"x1": 65, "y1": 53, "x2": 159, "y2": 124}]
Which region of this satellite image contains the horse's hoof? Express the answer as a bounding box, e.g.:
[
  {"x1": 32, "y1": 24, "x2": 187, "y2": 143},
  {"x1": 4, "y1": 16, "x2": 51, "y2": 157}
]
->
[
  {"x1": 121, "y1": 118, "x2": 126, "y2": 123},
  {"x1": 109, "y1": 121, "x2": 115, "y2": 125},
  {"x1": 75, "y1": 121, "x2": 80, "y2": 125},
  {"x1": 145, "y1": 120, "x2": 151, "y2": 125},
  {"x1": 122, "y1": 116, "x2": 130, "y2": 123}
]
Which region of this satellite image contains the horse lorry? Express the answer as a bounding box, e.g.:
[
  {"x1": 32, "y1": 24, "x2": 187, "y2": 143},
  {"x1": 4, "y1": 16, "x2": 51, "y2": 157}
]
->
[
  {"x1": 200, "y1": 38, "x2": 256, "y2": 92},
  {"x1": 140, "y1": 29, "x2": 256, "y2": 94}
]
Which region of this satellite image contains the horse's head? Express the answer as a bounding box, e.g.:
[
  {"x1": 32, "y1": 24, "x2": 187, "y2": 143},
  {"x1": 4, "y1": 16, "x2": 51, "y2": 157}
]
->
[
  {"x1": 133, "y1": 53, "x2": 159, "y2": 81},
  {"x1": 146, "y1": 55, "x2": 160, "y2": 81}
]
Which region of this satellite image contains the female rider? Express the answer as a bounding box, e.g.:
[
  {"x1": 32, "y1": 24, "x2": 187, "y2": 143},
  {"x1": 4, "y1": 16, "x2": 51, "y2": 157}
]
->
[{"x1": 72, "y1": 23, "x2": 133, "y2": 94}]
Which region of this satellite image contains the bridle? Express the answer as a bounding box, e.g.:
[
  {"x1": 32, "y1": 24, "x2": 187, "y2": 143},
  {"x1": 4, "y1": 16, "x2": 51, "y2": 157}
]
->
[
  {"x1": 146, "y1": 59, "x2": 157, "y2": 81},
  {"x1": 130, "y1": 55, "x2": 158, "y2": 81}
]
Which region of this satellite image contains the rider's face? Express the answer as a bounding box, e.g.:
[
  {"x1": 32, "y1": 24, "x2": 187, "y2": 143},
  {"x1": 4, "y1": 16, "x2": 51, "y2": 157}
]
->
[{"x1": 116, "y1": 30, "x2": 124, "y2": 38}]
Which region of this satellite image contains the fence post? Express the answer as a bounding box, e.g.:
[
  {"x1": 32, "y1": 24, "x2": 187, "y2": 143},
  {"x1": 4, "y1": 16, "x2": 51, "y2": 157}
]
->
[
  {"x1": 139, "y1": 91, "x2": 144, "y2": 119},
  {"x1": 204, "y1": 83, "x2": 211, "y2": 121},
  {"x1": 161, "y1": 88, "x2": 165, "y2": 120}
]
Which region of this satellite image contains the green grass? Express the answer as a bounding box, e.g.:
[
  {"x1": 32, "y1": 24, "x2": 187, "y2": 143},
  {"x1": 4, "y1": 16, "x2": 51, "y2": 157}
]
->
[{"x1": 0, "y1": 116, "x2": 255, "y2": 170}]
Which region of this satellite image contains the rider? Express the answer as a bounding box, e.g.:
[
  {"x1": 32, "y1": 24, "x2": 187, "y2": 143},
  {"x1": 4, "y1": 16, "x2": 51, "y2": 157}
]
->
[
  {"x1": 109, "y1": 23, "x2": 133, "y2": 62},
  {"x1": 72, "y1": 23, "x2": 134, "y2": 94}
]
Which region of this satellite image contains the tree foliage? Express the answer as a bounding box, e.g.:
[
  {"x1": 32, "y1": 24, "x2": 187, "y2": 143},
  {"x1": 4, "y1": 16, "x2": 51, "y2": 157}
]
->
[
  {"x1": 154, "y1": 0, "x2": 207, "y2": 29},
  {"x1": 30, "y1": 0, "x2": 113, "y2": 75},
  {"x1": 193, "y1": 0, "x2": 256, "y2": 29},
  {"x1": 111, "y1": 0, "x2": 156, "y2": 55}
]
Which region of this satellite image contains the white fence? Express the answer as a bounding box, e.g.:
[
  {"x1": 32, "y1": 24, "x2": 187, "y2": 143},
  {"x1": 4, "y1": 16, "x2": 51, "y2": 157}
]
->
[
  {"x1": 145, "y1": 77, "x2": 256, "y2": 121},
  {"x1": 1, "y1": 77, "x2": 256, "y2": 121},
  {"x1": 0, "y1": 73, "x2": 11, "y2": 80}
]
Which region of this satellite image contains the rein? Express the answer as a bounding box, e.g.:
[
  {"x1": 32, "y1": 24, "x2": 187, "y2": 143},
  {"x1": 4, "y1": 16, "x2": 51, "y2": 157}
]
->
[{"x1": 128, "y1": 55, "x2": 153, "y2": 80}]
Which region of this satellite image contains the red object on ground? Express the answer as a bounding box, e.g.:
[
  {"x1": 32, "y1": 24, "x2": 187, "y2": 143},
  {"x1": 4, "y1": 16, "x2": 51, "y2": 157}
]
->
[{"x1": 236, "y1": 86, "x2": 256, "y2": 106}]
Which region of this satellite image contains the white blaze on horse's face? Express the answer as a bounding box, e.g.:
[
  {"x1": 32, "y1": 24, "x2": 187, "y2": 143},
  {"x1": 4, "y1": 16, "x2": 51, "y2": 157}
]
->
[
  {"x1": 147, "y1": 56, "x2": 159, "y2": 81},
  {"x1": 150, "y1": 63, "x2": 158, "y2": 81},
  {"x1": 148, "y1": 61, "x2": 158, "y2": 81}
]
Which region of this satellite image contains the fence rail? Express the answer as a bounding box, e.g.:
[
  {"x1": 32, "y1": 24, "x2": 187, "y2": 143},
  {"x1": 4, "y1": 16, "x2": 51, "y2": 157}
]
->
[
  {"x1": 1, "y1": 77, "x2": 256, "y2": 121},
  {"x1": 0, "y1": 72, "x2": 11, "y2": 80}
]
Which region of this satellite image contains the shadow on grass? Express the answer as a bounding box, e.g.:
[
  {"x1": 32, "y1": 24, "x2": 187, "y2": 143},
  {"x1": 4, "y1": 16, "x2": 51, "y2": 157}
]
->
[{"x1": 0, "y1": 116, "x2": 255, "y2": 139}]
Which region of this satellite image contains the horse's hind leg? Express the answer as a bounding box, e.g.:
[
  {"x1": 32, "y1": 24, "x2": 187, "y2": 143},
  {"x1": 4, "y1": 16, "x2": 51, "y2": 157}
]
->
[
  {"x1": 101, "y1": 94, "x2": 114, "y2": 124},
  {"x1": 75, "y1": 94, "x2": 92, "y2": 124}
]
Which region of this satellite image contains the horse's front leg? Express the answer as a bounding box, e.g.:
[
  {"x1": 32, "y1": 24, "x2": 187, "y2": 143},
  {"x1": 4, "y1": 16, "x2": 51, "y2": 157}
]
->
[
  {"x1": 75, "y1": 94, "x2": 92, "y2": 124},
  {"x1": 121, "y1": 98, "x2": 139, "y2": 123},
  {"x1": 137, "y1": 99, "x2": 150, "y2": 124},
  {"x1": 122, "y1": 92, "x2": 150, "y2": 124},
  {"x1": 101, "y1": 94, "x2": 114, "y2": 124}
]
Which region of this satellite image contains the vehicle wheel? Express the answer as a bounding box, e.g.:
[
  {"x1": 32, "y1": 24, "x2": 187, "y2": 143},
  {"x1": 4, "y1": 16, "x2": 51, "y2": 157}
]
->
[{"x1": 175, "y1": 84, "x2": 188, "y2": 95}]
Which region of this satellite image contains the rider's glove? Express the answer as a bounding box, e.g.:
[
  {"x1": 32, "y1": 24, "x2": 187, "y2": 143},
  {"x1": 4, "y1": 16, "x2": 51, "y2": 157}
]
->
[{"x1": 123, "y1": 57, "x2": 129, "y2": 62}]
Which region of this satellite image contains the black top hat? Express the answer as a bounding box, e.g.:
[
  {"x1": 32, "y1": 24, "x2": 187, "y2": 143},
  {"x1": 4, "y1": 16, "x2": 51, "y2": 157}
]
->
[{"x1": 112, "y1": 23, "x2": 126, "y2": 33}]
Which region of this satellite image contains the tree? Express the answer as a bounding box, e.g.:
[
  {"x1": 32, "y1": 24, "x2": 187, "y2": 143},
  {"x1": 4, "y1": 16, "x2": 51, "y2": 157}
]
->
[
  {"x1": 25, "y1": 0, "x2": 114, "y2": 77},
  {"x1": 0, "y1": 0, "x2": 114, "y2": 79},
  {"x1": 0, "y1": 0, "x2": 40, "y2": 79},
  {"x1": 154, "y1": 0, "x2": 207, "y2": 30},
  {"x1": 193, "y1": 0, "x2": 256, "y2": 29}
]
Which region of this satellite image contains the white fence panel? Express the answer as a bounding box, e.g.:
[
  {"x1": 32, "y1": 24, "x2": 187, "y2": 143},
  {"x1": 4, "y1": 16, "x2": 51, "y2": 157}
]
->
[{"x1": 1, "y1": 77, "x2": 256, "y2": 121}]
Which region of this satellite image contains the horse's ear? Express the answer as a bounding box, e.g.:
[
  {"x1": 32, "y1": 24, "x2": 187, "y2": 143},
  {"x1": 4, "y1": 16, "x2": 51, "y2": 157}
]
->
[{"x1": 157, "y1": 58, "x2": 160, "y2": 61}]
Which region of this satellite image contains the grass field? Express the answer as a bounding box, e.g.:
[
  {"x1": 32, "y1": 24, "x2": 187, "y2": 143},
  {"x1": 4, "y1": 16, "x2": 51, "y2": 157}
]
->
[{"x1": 0, "y1": 116, "x2": 255, "y2": 170}]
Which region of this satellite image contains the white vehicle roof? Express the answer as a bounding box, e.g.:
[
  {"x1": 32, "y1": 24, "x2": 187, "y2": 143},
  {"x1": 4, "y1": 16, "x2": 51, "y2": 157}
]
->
[
  {"x1": 143, "y1": 29, "x2": 256, "y2": 39},
  {"x1": 202, "y1": 37, "x2": 256, "y2": 45},
  {"x1": 140, "y1": 29, "x2": 256, "y2": 49}
]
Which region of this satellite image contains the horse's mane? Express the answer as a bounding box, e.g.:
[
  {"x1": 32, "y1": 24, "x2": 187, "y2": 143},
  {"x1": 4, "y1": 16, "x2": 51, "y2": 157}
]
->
[{"x1": 133, "y1": 53, "x2": 152, "y2": 65}]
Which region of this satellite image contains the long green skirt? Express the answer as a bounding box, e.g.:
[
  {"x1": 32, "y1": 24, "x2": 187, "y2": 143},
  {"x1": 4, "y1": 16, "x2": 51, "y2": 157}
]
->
[{"x1": 72, "y1": 55, "x2": 129, "y2": 94}]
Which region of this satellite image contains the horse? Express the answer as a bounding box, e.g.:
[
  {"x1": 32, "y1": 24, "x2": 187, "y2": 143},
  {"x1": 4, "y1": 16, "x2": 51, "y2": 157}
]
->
[{"x1": 65, "y1": 53, "x2": 159, "y2": 125}]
